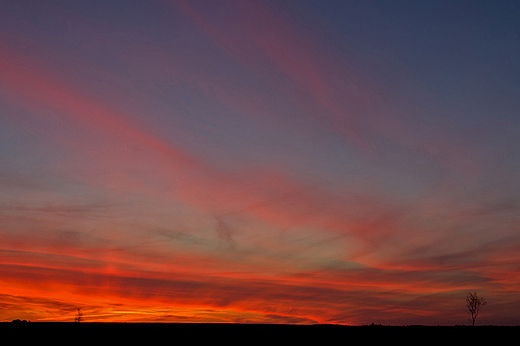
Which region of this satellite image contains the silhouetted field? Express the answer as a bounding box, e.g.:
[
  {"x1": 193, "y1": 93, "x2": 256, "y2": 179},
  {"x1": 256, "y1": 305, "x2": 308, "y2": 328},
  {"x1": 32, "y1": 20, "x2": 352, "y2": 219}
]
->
[{"x1": 1, "y1": 322, "x2": 517, "y2": 343}]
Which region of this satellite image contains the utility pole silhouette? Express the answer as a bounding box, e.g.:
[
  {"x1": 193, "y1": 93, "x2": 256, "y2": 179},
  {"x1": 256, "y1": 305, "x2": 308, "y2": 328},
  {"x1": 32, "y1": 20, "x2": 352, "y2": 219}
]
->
[{"x1": 75, "y1": 308, "x2": 84, "y2": 322}]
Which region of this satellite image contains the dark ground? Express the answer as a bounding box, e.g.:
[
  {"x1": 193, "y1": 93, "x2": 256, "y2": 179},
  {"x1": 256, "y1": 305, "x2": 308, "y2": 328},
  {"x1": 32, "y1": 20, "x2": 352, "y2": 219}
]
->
[{"x1": 1, "y1": 322, "x2": 517, "y2": 343}]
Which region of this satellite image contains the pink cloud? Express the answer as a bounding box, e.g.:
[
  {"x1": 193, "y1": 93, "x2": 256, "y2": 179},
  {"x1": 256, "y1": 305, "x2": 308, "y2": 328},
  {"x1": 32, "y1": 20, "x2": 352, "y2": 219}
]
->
[
  {"x1": 171, "y1": 0, "x2": 377, "y2": 153},
  {"x1": 0, "y1": 40, "x2": 404, "y2": 248},
  {"x1": 171, "y1": 0, "x2": 487, "y2": 180}
]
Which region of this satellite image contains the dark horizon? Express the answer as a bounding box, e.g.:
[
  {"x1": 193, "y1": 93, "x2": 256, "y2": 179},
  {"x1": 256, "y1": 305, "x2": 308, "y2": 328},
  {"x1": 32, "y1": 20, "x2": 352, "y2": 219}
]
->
[{"x1": 3, "y1": 321, "x2": 519, "y2": 343}]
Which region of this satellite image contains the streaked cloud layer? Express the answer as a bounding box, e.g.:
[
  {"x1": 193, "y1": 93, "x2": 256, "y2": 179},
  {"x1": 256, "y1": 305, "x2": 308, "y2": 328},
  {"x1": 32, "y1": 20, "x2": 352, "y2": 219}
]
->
[{"x1": 0, "y1": 0, "x2": 519, "y2": 325}]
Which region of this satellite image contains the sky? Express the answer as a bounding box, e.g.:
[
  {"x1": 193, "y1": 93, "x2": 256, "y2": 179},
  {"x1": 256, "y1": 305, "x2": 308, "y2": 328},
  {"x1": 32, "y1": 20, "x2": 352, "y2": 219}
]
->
[{"x1": 0, "y1": 0, "x2": 519, "y2": 325}]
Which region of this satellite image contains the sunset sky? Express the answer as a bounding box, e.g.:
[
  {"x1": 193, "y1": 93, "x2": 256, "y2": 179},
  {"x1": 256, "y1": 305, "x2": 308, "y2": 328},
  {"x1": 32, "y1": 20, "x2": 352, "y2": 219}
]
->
[{"x1": 1, "y1": 0, "x2": 519, "y2": 325}]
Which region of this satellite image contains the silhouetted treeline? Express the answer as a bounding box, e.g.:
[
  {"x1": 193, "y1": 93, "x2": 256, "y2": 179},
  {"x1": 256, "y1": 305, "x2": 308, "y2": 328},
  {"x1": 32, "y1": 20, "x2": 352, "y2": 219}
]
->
[{"x1": 0, "y1": 322, "x2": 517, "y2": 343}]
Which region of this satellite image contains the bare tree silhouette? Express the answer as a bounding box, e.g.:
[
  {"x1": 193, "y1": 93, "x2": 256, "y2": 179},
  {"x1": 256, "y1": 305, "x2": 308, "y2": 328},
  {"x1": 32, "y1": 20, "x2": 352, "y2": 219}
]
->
[{"x1": 466, "y1": 292, "x2": 486, "y2": 326}]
